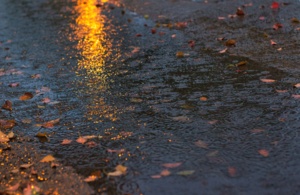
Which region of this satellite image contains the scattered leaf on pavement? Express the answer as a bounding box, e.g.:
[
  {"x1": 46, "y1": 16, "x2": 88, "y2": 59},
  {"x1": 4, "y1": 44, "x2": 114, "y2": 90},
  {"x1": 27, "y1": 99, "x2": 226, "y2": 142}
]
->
[
  {"x1": 20, "y1": 163, "x2": 33, "y2": 169},
  {"x1": 19, "y1": 92, "x2": 34, "y2": 100},
  {"x1": 195, "y1": 140, "x2": 208, "y2": 148},
  {"x1": 84, "y1": 175, "x2": 98, "y2": 182},
  {"x1": 260, "y1": 79, "x2": 275, "y2": 83},
  {"x1": 2, "y1": 100, "x2": 12, "y2": 111},
  {"x1": 9, "y1": 83, "x2": 19, "y2": 87},
  {"x1": 160, "y1": 169, "x2": 171, "y2": 176},
  {"x1": 40, "y1": 155, "x2": 55, "y2": 162},
  {"x1": 76, "y1": 137, "x2": 87, "y2": 144},
  {"x1": 258, "y1": 149, "x2": 269, "y2": 157},
  {"x1": 61, "y1": 139, "x2": 72, "y2": 144},
  {"x1": 176, "y1": 170, "x2": 195, "y2": 176},
  {"x1": 228, "y1": 167, "x2": 236, "y2": 177},
  {"x1": 161, "y1": 163, "x2": 182, "y2": 168},
  {"x1": 6, "y1": 183, "x2": 20, "y2": 191}
]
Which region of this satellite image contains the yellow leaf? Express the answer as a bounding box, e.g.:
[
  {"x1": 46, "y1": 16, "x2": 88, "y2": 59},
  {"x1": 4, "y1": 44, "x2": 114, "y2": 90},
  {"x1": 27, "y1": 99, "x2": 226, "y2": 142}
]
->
[{"x1": 40, "y1": 155, "x2": 55, "y2": 162}]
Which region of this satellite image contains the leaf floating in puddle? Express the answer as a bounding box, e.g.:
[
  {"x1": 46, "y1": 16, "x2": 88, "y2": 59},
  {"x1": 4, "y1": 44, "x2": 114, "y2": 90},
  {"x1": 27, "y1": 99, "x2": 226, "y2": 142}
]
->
[
  {"x1": 161, "y1": 163, "x2": 182, "y2": 168},
  {"x1": 40, "y1": 155, "x2": 55, "y2": 162},
  {"x1": 260, "y1": 79, "x2": 275, "y2": 83},
  {"x1": 130, "y1": 98, "x2": 142, "y2": 103},
  {"x1": 258, "y1": 149, "x2": 269, "y2": 157},
  {"x1": 19, "y1": 92, "x2": 34, "y2": 100},
  {"x1": 194, "y1": 140, "x2": 208, "y2": 148},
  {"x1": 176, "y1": 170, "x2": 195, "y2": 176},
  {"x1": 2, "y1": 100, "x2": 12, "y2": 111},
  {"x1": 61, "y1": 139, "x2": 72, "y2": 145}
]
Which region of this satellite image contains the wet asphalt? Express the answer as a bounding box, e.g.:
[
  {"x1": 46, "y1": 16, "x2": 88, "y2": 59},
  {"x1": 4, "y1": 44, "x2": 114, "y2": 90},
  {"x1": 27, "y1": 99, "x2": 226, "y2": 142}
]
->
[{"x1": 1, "y1": 0, "x2": 300, "y2": 194}]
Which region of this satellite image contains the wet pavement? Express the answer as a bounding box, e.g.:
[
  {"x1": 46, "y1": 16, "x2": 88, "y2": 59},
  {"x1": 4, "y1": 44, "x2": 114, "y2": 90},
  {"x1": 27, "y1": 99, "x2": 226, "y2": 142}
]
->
[{"x1": 1, "y1": 0, "x2": 300, "y2": 194}]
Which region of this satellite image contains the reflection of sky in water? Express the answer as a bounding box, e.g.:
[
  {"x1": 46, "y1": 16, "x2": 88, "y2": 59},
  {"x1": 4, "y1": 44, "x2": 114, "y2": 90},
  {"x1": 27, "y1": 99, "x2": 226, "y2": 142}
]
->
[{"x1": 66, "y1": 0, "x2": 131, "y2": 122}]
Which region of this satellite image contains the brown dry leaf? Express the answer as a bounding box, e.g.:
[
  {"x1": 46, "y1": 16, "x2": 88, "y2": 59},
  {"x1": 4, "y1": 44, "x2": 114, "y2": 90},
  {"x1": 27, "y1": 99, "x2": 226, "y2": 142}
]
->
[
  {"x1": 6, "y1": 183, "x2": 20, "y2": 191},
  {"x1": 294, "y1": 83, "x2": 300, "y2": 88},
  {"x1": 0, "y1": 119, "x2": 15, "y2": 129},
  {"x1": 76, "y1": 137, "x2": 87, "y2": 144},
  {"x1": 9, "y1": 83, "x2": 19, "y2": 87},
  {"x1": 207, "y1": 120, "x2": 218, "y2": 125},
  {"x1": 0, "y1": 131, "x2": 9, "y2": 142},
  {"x1": 42, "y1": 122, "x2": 54, "y2": 128},
  {"x1": 258, "y1": 149, "x2": 269, "y2": 157},
  {"x1": 19, "y1": 92, "x2": 34, "y2": 100},
  {"x1": 107, "y1": 170, "x2": 123, "y2": 176},
  {"x1": 51, "y1": 162, "x2": 59, "y2": 168},
  {"x1": 176, "y1": 51, "x2": 184, "y2": 58},
  {"x1": 195, "y1": 140, "x2": 208, "y2": 148},
  {"x1": 20, "y1": 163, "x2": 33, "y2": 169},
  {"x1": 291, "y1": 18, "x2": 300, "y2": 23},
  {"x1": 236, "y1": 9, "x2": 245, "y2": 16},
  {"x1": 40, "y1": 155, "x2": 55, "y2": 162},
  {"x1": 2, "y1": 100, "x2": 12, "y2": 111},
  {"x1": 160, "y1": 169, "x2": 171, "y2": 176},
  {"x1": 22, "y1": 119, "x2": 32, "y2": 124},
  {"x1": 225, "y1": 39, "x2": 236, "y2": 46},
  {"x1": 151, "y1": 175, "x2": 162, "y2": 179},
  {"x1": 219, "y1": 48, "x2": 227, "y2": 53},
  {"x1": 228, "y1": 167, "x2": 236, "y2": 177},
  {"x1": 84, "y1": 175, "x2": 98, "y2": 182},
  {"x1": 206, "y1": 150, "x2": 219, "y2": 156},
  {"x1": 116, "y1": 165, "x2": 127, "y2": 174},
  {"x1": 260, "y1": 79, "x2": 275, "y2": 83},
  {"x1": 36, "y1": 132, "x2": 47, "y2": 137},
  {"x1": 292, "y1": 95, "x2": 300, "y2": 98},
  {"x1": 47, "y1": 117, "x2": 60, "y2": 125},
  {"x1": 42, "y1": 97, "x2": 51, "y2": 103},
  {"x1": 270, "y1": 40, "x2": 277, "y2": 45},
  {"x1": 61, "y1": 139, "x2": 72, "y2": 145},
  {"x1": 7, "y1": 131, "x2": 14, "y2": 138},
  {"x1": 200, "y1": 97, "x2": 207, "y2": 101},
  {"x1": 161, "y1": 163, "x2": 182, "y2": 168},
  {"x1": 236, "y1": 61, "x2": 247, "y2": 66},
  {"x1": 250, "y1": 129, "x2": 265, "y2": 133}
]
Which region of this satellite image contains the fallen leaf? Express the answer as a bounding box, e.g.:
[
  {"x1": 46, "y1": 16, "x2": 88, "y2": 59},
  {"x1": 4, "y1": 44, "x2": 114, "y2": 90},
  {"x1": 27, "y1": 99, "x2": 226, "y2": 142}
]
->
[
  {"x1": 181, "y1": 104, "x2": 194, "y2": 109},
  {"x1": 9, "y1": 83, "x2": 19, "y2": 87},
  {"x1": 161, "y1": 163, "x2": 182, "y2": 168},
  {"x1": 51, "y1": 162, "x2": 59, "y2": 168},
  {"x1": 172, "y1": 116, "x2": 188, "y2": 121},
  {"x1": 11, "y1": 169, "x2": 19, "y2": 173},
  {"x1": 270, "y1": 40, "x2": 277, "y2": 45},
  {"x1": 151, "y1": 29, "x2": 156, "y2": 34},
  {"x1": 291, "y1": 18, "x2": 299, "y2": 23},
  {"x1": 236, "y1": 61, "x2": 247, "y2": 66},
  {"x1": 195, "y1": 140, "x2": 208, "y2": 148},
  {"x1": 22, "y1": 119, "x2": 32, "y2": 124},
  {"x1": 176, "y1": 170, "x2": 195, "y2": 175},
  {"x1": 236, "y1": 9, "x2": 245, "y2": 16},
  {"x1": 0, "y1": 119, "x2": 15, "y2": 129},
  {"x1": 228, "y1": 167, "x2": 236, "y2": 177},
  {"x1": 41, "y1": 86, "x2": 51, "y2": 92},
  {"x1": 86, "y1": 141, "x2": 98, "y2": 148},
  {"x1": 42, "y1": 97, "x2": 51, "y2": 103},
  {"x1": 206, "y1": 150, "x2": 218, "y2": 156},
  {"x1": 34, "y1": 74, "x2": 42, "y2": 79},
  {"x1": 172, "y1": 34, "x2": 176, "y2": 38},
  {"x1": 61, "y1": 139, "x2": 72, "y2": 144},
  {"x1": 151, "y1": 175, "x2": 161, "y2": 178},
  {"x1": 6, "y1": 183, "x2": 19, "y2": 191},
  {"x1": 48, "y1": 101, "x2": 60, "y2": 105},
  {"x1": 160, "y1": 169, "x2": 171, "y2": 176},
  {"x1": 42, "y1": 122, "x2": 54, "y2": 128},
  {"x1": 250, "y1": 129, "x2": 265, "y2": 133},
  {"x1": 271, "y1": 2, "x2": 279, "y2": 8},
  {"x1": 175, "y1": 22, "x2": 187, "y2": 28},
  {"x1": 136, "y1": 34, "x2": 142, "y2": 37},
  {"x1": 200, "y1": 97, "x2": 207, "y2": 101},
  {"x1": 107, "y1": 149, "x2": 125, "y2": 153},
  {"x1": 218, "y1": 17, "x2": 226, "y2": 20},
  {"x1": 47, "y1": 117, "x2": 60, "y2": 125},
  {"x1": 258, "y1": 149, "x2": 269, "y2": 157},
  {"x1": 294, "y1": 83, "x2": 300, "y2": 88},
  {"x1": 260, "y1": 79, "x2": 275, "y2": 83},
  {"x1": 259, "y1": 17, "x2": 265, "y2": 20},
  {"x1": 159, "y1": 32, "x2": 166, "y2": 35},
  {"x1": 7, "y1": 131, "x2": 14, "y2": 139},
  {"x1": 225, "y1": 39, "x2": 236, "y2": 46},
  {"x1": 107, "y1": 170, "x2": 123, "y2": 176},
  {"x1": 0, "y1": 131, "x2": 9, "y2": 142},
  {"x1": 276, "y1": 90, "x2": 289, "y2": 93},
  {"x1": 277, "y1": 48, "x2": 282, "y2": 51},
  {"x1": 84, "y1": 175, "x2": 98, "y2": 182},
  {"x1": 40, "y1": 155, "x2": 55, "y2": 162},
  {"x1": 207, "y1": 120, "x2": 217, "y2": 124},
  {"x1": 37, "y1": 104, "x2": 45, "y2": 109},
  {"x1": 19, "y1": 92, "x2": 34, "y2": 100},
  {"x1": 76, "y1": 137, "x2": 87, "y2": 144},
  {"x1": 36, "y1": 132, "x2": 47, "y2": 137},
  {"x1": 116, "y1": 165, "x2": 127, "y2": 174},
  {"x1": 273, "y1": 23, "x2": 283, "y2": 30},
  {"x1": 82, "y1": 135, "x2": 98, "y2": 139},
  {"x1": 2, "y1": 100, "x2": 12, "y2": 111},
  {"x1": 219, "y1": 48, "x2": 227, "y2": 53},
  {"x1": 176, "y1": 51, "x2": 184, "y2": 58},
  {"x1": 20, "y1": 163, "x2": 33, "y2": 168},
  {"x1": 130, "y1": 98, "x2": 142, "y2": 103},
  {"x1": 292, "y1": 95, "x2": 300, "y2": 98},
  {"x1": 23, "y1": 184, "x2": 40, "y2": 195}
]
